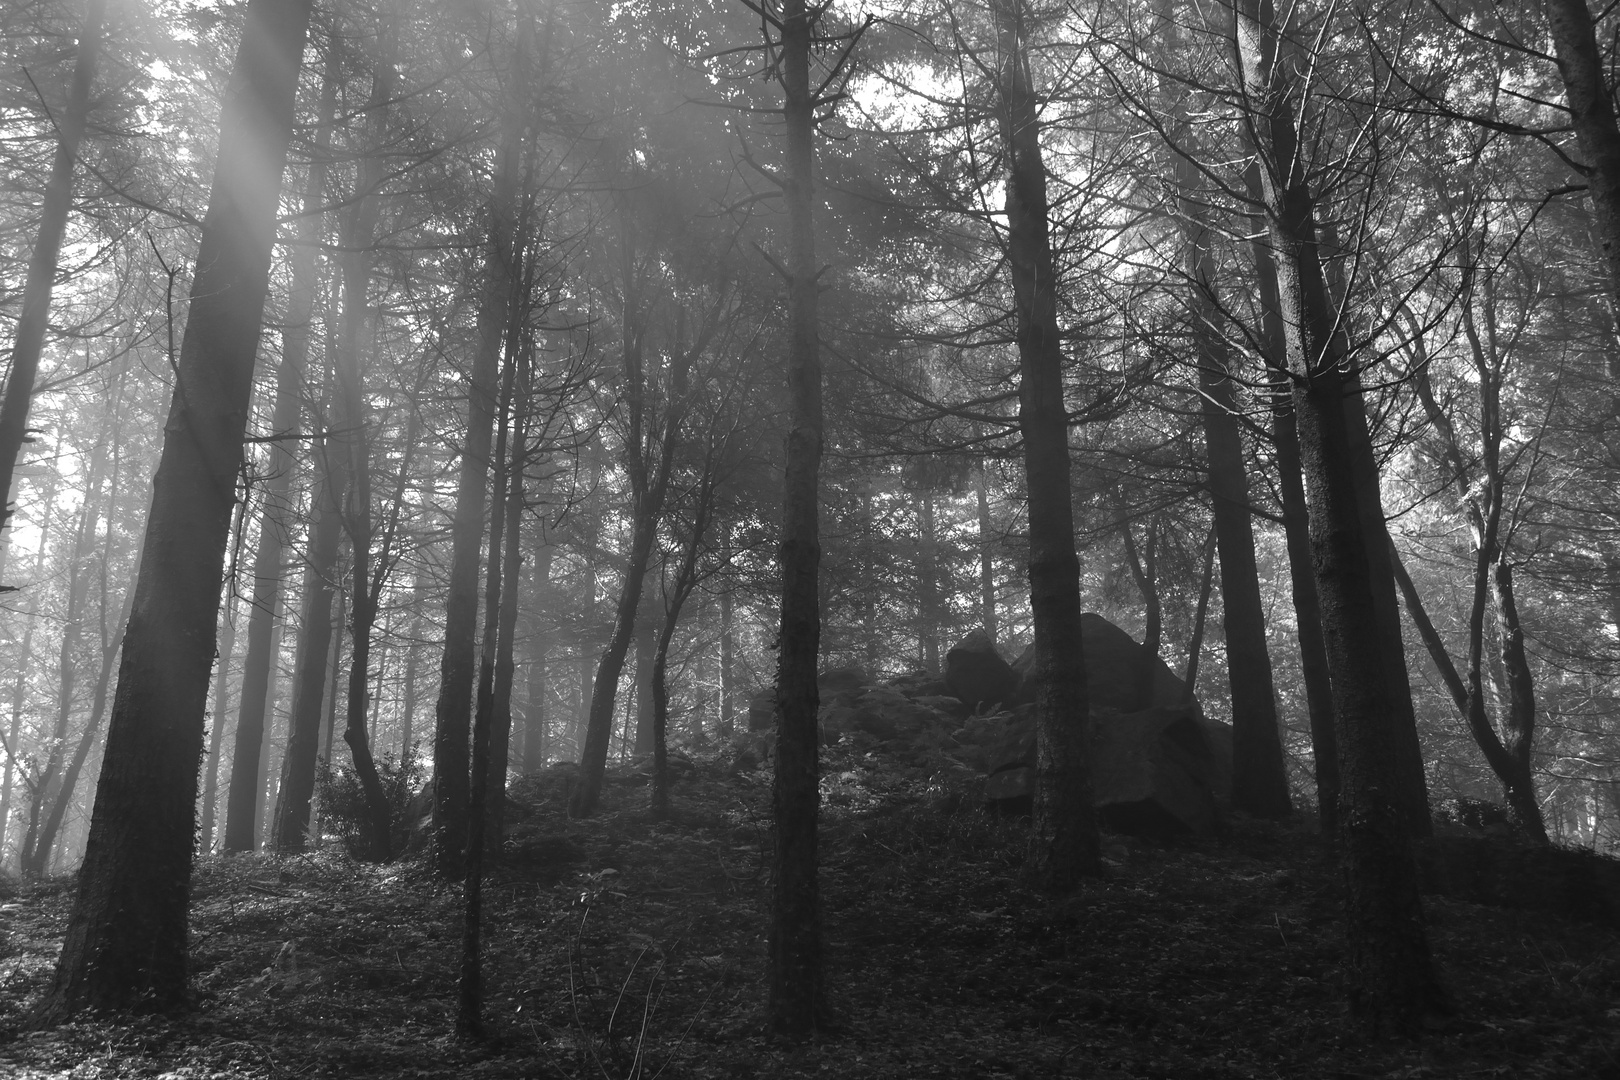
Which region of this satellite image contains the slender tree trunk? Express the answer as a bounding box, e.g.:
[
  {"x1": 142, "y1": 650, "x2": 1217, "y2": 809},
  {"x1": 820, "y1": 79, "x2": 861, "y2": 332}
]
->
[
  {"x1": 432, "y1": 11, "x2": 530, "y2": 879},
  {"x1": 1121, "y1": 519, "x2": 1162, "y2": 711},
  {"x1": 632, "y1": 588, "x2": 657, "y2": 754},
  {"x1": 39, "y1": 0, "x2": 314, "y2": 1019},
  {"x1": 1181, "y1": 199, "x2": 1291, "y2": 818},
  {"x1": 458, "y1": 272, "x2": 522, "y2": 1040},
  {"x1": 32, "y1": 556, "x2": 132, "y2": 878},
  {"x1": 976, "y1": 459, "x2": 997, "y2": 640},
  {"x1": 1232, "y1": 0, "x2": 1442, "y2": 1030},
  {"x1": 1245, "y1": 164, "x2": 1339, "y2": 833},
  {"x1": 520, "y1": 541, "x2": 552, "y2": 773},
  {"x1": 719, "y1": 547, "x2": 735, "y2": 738},
  {"x1": 1542, "y1": 0, "x2": 1620, "y2": 314},
  {"x1": 651, "y1": 532, "x2": 705, "y2": 817},
  {"x1": 570, "y1": 222, "x2": 694, "y2": 818},
  {"x1": 1182, "y1": 527, "x2": 1216, "y2": 701},
  {"x1": 2, "y1": 621, "x2": 38, "y2": 867},
  {"x1": 332, "y1": 0, "x2": 401, "y2": 864},
  {"x1": 199, "y1": 592, "x2": 238, "y2": 855},
  {"x1": 766, "y1": 0, "x2": 829, "y2": 1036},
  {"x1": 487, "y1": 330, "x2": 530, "y2": 849},
  {"x1": 255, "y1": 612, "x2": 285, "y2": 845},
  {"x1": 0, "y1": 0, "x2": 107, "y2": 557},
  {"x1": 224, "y1": 51, "x2": 337, "y2": 854},
  {"x1": 399, "y1": 577, "x2": 425, "y2": 759},
  {"x1": 993, "y1": 0, "x2": 1100, "y2": 891},
  {"x1": 1340, "y1": 369, "x2": 1431, "y2": 836},
  {"x1": 916, "y1": 491, "x2": 941, "y2": 670},
  {"x1": 1390, "y1": 543, "x2": 1548, "y2": 841},
  {"x1": 1489, "y1": 564, "x2": 1546, "y2": 839},
  {"x1": 270, "y1": 435, "x2": 344, "y2": 852},
  {"x1": 23, "y1": 409, "x2": 117, "y2": 875}
]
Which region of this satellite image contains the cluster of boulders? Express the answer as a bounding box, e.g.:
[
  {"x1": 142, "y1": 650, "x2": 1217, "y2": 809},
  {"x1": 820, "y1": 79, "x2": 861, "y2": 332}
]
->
[{"x1": 737, "y1": 614, "x2": 1235, "y2": 838}]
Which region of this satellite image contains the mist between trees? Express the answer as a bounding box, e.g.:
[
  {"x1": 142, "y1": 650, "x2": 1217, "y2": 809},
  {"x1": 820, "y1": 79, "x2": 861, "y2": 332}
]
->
[{"x1": 1, "y1": 0, "x2": 1618, "y2": 1039}]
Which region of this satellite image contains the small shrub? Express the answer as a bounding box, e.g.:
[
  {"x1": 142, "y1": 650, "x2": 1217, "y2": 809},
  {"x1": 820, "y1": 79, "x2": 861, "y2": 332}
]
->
[{"x1": 315, "y1": 749, "x2": 424, "y2": 859}]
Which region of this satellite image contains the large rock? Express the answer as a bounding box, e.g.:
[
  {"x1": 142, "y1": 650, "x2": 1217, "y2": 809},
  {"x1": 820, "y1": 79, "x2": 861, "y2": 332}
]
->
[
  {"x1": 1012, "y1": 613, "x2": 1190, "y2": 712},
  {"x1": 946, "y1": 630, "x2": 1019, "y2": 709},
  {"x1": 978, "y1": 704, "x2": 1229, "y2": 836},
  {"x1": 818, "y1": 666, "x2": 869, "y2": 699},
  {"x1": 1091, "y1": 706, "x2": 1221, "y2": 836}
]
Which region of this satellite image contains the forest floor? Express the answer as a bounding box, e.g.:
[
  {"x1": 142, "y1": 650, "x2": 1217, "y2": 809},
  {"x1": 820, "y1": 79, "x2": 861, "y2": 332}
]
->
[{"x1": 0, "y1": 750, "x2": 1614, "y2": 1079}]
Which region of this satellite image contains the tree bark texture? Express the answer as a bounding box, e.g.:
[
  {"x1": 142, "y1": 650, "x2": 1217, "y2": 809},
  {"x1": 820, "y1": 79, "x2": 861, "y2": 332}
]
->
[
  {"x1": 1181, "y1": 211, "x2": 1292, "y2": 819},
  {"x1": 1179, "y1": 528, "x2": 1215, "y2": 699},
  {"x1": 224, "y1": 51, "x2": 337, "y2": 853},
  {"x1": 1543, "y1": 0, "x2": 1620, "y2": 315},
  {"x1": 270, "y1": 441, "x2": 343, "y2": 852},
  {"x1": 432, "y1": 11, "x2": 529, "y2": 879},
  {"x1": 39, "y1": 0, "x2": 313, "y2": 1018},
  {"x1": 487, "y1": 332, "x2": 530, "y2": 849},
  {"x1": 570, "y1": 219, "x2": 685, "y2": 817},
  {"x1": 976, "y1": 460, "x2": 998, "y2": 639},
  {"x1": 333, "y1": 2, "x2": 402, "y2": 863},
  {"x1": 767, "y1": 0, "x2": 827, "y2": 1036},
  {"x1": 993, "y1": 0, "x2": 1101, "y2": 891},
  {"x1": 1121, "y1": 518, "x2": 1162, "y2": 711},
  {"x1": 1232, "y1": 0, "x2": 1442, "y2": 1031},
  {"x1": 519, "y1": 541, "x2": 552, "y2": 773},
  {"x1": 1245, "y1": 164, "x2": 1339, "y2": 833},
  {"x1": 1339, "y1": 369, "x2": 1431, "y2": 837}
]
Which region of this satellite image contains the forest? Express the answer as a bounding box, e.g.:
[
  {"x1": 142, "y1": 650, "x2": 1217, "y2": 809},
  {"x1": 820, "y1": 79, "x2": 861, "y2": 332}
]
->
[{"x1": 0, "y1": 0, "x2": 1618, "y2": 1074}]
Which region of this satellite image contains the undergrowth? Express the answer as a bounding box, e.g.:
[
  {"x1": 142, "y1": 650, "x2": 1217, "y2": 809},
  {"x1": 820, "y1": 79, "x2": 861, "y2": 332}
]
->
[{"x1": 0, "y1": 756, "x2": 1612, "y2": 1079}]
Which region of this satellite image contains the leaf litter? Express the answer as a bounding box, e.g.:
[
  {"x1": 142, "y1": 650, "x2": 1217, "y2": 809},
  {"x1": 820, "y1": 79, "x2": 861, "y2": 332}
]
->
[{"x1": 0, "y1": 751, "x2": 1611, "y2": 1079}]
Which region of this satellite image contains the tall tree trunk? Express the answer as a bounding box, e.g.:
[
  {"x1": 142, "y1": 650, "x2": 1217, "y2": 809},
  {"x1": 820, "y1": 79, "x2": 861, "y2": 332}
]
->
[
  {"x1": 1340, "y1": 369, "x2": 1431, "y2": 836},
  {"x1": 766, "y1": 0, "x2": 829, "y2": 1035},
  {"x1": 570, "y1": 218, "x2": 693, "y2": 817},
  {"x1": 432, "y1": 11, "x2": 530, "y2": 879},
  {"x1": 487, "y1": 325, "x2": 531, "y2": 847},
  {"x1": 2, "y1": 621, "x2": 38, "y2": 867},
  {"x1": 22, "y1": 406, "x2": 118, "y2": 875},
  {"x1": 199, "y1": 591, "x2": 239, "y2": 855},
  {"x1": 520, "y1": 541, "x2": 552, "y2": 773},
  {"x1": 1390, "y1": 548, "x2": 1546, "y2": 840},
  {"x1": 1181, "y1": 192, "x2": 1291, "y2": 818},
  {"x1": 992, "y1": 0, "x2": 1100, "y2": 890},
  {"x1": 255, "y1": 612, "x2": 286, "y2": 845},
  {"x1": 1245, "y1": 164, "x2": 1339, "y2": 834},
  {"x1": 224, "y1": 50, "x2": 337, "y2": 853},
  {"x1": 1182, "y1": 526, "x2": 1216, "y2": 701},
  {"x1": 458, "y1": 273, "x2": 522, "y2": 1040},
  {"x1": 33, "y1": 550, "x2": 134, "y2": 878},
  {"x1": 1232, "y1": 0, "x2": 1442, "y2": 1031},
  {"x1": 916, "y1": 491, "x2": 941, "y2": 670},
  {"x1": 718, "y1": 540, "x2": 735, "y2": 738},
  {"x1": 1120, "y1": 518, "x2": 1162, "y2": 712},
  {"x1": 39, "y1": 0, "x2": 314, "y2": 1019},
  {"x1": 399, "y1": 577, "x2": 426, "y2": 759},
  {"x1": 976, "y1": 459, "x2": 997, "y2": 640},
  {"x1": 0, "y1": 0, "x2": 107, "y2": 563},
  {"x1": 1542, "y1": 0, "x2": 1620, "y2": 314},
  {"x1": 632, "y1": 588, "x2": 657, "y2": 754},
  {"x1": 334, "y1": 0, "x2": 401, "y2": 864},
  {"x1": 270, "y1": 436, "x2": 344, "y2": 852}
]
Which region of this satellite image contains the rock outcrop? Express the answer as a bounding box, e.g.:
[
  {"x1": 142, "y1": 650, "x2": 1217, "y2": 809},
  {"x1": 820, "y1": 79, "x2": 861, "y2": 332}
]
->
[
  {"x1": 944, "y1": 630, "x2": 1019, "y2": 710},
  {"x1": 731, "y1": 615, "x2": 1233, "y2": 839},
  {"x1": 1011, "y1": 612, "x2": 1190, "y2": 712},
  {"x1": 975, "y1": 704, "x2": 1229, "y2": 836}
]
